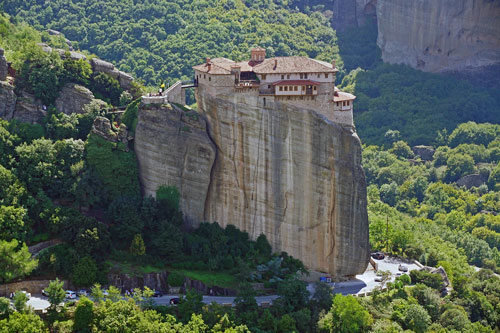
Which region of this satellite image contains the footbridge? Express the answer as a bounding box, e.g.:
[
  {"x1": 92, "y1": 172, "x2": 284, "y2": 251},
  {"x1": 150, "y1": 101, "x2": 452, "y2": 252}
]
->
[{"x1": 142, "y1": 79, "x2": 197, "y2": 106}]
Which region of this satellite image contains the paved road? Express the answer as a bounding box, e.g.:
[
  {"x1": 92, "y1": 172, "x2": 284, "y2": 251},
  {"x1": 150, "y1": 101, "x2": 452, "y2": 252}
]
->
[
  {"x1": 22, "y1": 256, "x2": 420, "y2": 311},
  {"x1": 153, "y1": 295, "x2": 279, "y2": 306}
]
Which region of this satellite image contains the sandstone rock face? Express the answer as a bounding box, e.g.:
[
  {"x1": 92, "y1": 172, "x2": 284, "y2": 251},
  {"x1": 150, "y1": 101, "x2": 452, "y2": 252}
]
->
[
  {"x1": 13, "y1": 90, "x2": 46, "y2": 124},
  {"x1": 377, "y1": 0, "x2": 500, "y2": 72},
  {"x1": 412, "y1": 145, "x2": 435, "y2": 161},
  {"x1": 92, "y1": 116, "x2": 130, "y2": 147},
  {"x1": 331, "y1": 0, "x2": 376, "y2": 31},
  {"x1": 456, "y1": 174, "x2": 486, "y2": 189},
  {"x1": 91, "y1": 58, "x2": 134, "y2": 90},
  {"x1": 0, "y1": 81, "x2": 16, "y2": 120},
  {"x1": 0, "y1": 48, "x2": 7, "y2": 81},
  {"x1": 197, "y1": 87, "x2": 369, "y2": 277},
  {"x1": 134, "y1": 104, "x2": 216, "y2": 226},
  {"x1": 55, "y1": 83, "x2": 95, "y2": 114},
  {"x1": 134, "y1": 92, "x2": 370, "y2": 278}
]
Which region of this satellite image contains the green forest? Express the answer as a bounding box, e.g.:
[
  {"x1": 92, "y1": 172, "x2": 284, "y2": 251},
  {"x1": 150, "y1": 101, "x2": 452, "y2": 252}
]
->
[{"x1": 0, "y1": 0, "x2": 500, "y2": 332}]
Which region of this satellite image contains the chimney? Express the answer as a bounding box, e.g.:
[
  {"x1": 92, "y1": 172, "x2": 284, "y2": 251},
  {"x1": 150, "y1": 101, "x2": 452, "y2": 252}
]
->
[
  {"x1": 332, "y1": 59, "x2": 336, "y2": 69},
  {"x1": 206, "y1": 57, "x2": 211, "y2": 64},
  {"x1": 274, "y1": 58, "x2": 277, "y2": 69}
]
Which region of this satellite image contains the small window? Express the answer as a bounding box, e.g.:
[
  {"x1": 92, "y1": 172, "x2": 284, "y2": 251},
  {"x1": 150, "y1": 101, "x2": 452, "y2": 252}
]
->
[
  {"x1": 279, "y1": 86, "x2": 283, "y2": 91},
  {"x1": 325, "y1": 74, "x2": 329, "y2": 78},
  {"x1": 287, "y1": 74, "x2": 290, "y2": 79},
  {"x1": 300, "y1": 74, "x2": 303, "y2": 79},
  {"x1": 284, "y1": 86, "x2": 288, "y2": 91},
  {"x1": 209, "y1": 77, "x2": 211, "y2": 81},
  {"x1": 268, "y1": 85, "x2": 271, "y2": 89},
  {"x1": 304, "y1": 73, "x2": 308, "y2": 79},
  {"x1": 347, "y1": 101, "x2": 350, "y2": 106},
  {"x1": 281, "y1": 74, "x2": 285, "y2": 80},
  {"x1": 294, "y1": 86, "x2": 298, "y2": 91},
  {"x1": 317, "y1": 74, "x2": 320, "y2": 78},
  {"x1": 204, "y1": 74, "x2": 206, "y2": 79},
  {"x1": 302, "y1": 86, "x2": 306, "y2": 91},
  {"x1": 262, "y1": 74, "x2": 267, "y2": 80},
  {"x1": 343, "y1": 101, "x2": 347, "y2": 106},
  {"x1": 313, "y1": 86, "x2": 317, "y2": 91}
]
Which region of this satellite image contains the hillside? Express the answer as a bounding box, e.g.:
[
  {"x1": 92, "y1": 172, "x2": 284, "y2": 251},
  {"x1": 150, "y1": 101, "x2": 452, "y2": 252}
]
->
[
  {"x1": 2, "y1": 0, "x2": 342, "y2": 85},
  {"x1": 1, "y1": 6, "x2": 500, "y2": 333}
]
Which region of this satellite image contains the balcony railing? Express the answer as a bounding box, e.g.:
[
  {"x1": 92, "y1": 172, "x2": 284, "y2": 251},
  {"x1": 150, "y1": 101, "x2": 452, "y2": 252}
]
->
[{"x1": 235, "y1": 80, "x2": 260, "y2": 88}]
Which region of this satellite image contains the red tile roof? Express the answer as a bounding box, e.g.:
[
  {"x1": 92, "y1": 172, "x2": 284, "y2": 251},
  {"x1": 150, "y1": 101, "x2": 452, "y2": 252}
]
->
[
  {"x1": 193, "y1": 56, "x2": 337, "y2": 74},
  {"x1": 333, "y1": 91, "x2": 356, "y2": 102},
  {"x1": 272, "y1": 80, "x2": 320, "y2": 86}
]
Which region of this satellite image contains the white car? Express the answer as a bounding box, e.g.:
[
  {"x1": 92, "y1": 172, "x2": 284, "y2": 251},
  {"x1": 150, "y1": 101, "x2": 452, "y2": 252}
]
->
[
  {"x1": 398, "y1": 264, "x2": 409, "y2": 272},
  {"x1": 65, "y1": 290, "x2": 77, "y2": 299}
]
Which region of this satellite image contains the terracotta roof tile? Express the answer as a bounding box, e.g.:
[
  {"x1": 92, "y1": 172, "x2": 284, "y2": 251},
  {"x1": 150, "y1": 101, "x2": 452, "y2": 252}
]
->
[
  {"x1": 193, "y1": 56, "x2": 338, "y2": 75},
  {"x1": 253, "y1": 57, "x2": 337, "y2": 74},
  {"x1": 333, "y1": 91, "x2": 356, "y2": 102}
]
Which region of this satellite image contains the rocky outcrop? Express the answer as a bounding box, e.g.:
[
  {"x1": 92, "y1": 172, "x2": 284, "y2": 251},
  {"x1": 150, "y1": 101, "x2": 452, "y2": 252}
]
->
[
  {"x1": 135, "y1": 89, "x2": 370, "y2": 277},
  {"x1": 412, "y1": 145, "x2": 435, "y2": 161},
  {"x1": 331, "y1": 0, "x2": 376, "y2": 31},
  {"x1": 456, "y1": 174, "x2": 486, "y2": 189},
  {"x1": 13, "y1": 90, "x2": 46, "y2": 124},
  {"x1": 92, "y1": 116, "x2": 130, "y2": 146},
  {"x1": 197, "y1": 89, "x2": 369, "y2": 278},
  {"x1": 134, "y1": 104, "x2": 216, "y2": 226},
  {"x1": 0, "y1": 48, "x2": 7, "y2": 81},
  {"x1": 376, "y1": 0, "x2": 500, "y2": 72},
  {"x1": 91, "y1": 58, "x2": 134, "y2": 90},
  {"x1": 107, "y1": 271, "x2": 236, "y2": 295},
  {"x1": 0, "y1": 81, "x2": 16, "y2": 120},
  {"x1": 55, "y1": 83, "x2": 96, "y2": 114}
]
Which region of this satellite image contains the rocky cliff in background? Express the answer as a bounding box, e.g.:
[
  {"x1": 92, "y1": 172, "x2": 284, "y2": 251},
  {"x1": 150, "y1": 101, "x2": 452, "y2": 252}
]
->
[
  {"x1": 376, "y1": 0, "x2": 500, "y2": 72},
  {"x1": 135, "y1": 91, "x2": 370, "y2": 278}
]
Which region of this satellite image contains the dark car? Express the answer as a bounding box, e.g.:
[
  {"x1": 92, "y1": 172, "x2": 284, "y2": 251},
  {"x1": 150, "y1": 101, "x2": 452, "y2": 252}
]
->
[
  {"x1": 169, "y1": 297, "x2": 180, "y2": 305},
  {"x1": 152, "y1": 290, "x2": 163, "y2": 297},
  {"x1": 371, "y1": 252, "x2": 385, "y2": 260}
]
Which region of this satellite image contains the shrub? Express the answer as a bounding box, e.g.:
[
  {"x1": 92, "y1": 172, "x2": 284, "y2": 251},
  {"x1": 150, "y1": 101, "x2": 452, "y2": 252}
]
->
[
  {"x1": 72, "y1": 256, "x2": 98, "y2": 287},
  {"x1": 410, "y1": 270, "x2": 443, "y2": 290},
  {"x1": 168, "y1": 272, "x2": 185, "y2": 287},
  {"x1": 129, "y1": 234, "x2": 146, "y2": 256}
]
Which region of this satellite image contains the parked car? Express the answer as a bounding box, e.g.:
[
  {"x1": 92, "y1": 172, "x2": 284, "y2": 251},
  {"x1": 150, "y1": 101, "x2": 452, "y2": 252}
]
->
[
  {"x1": 398, "y1": 264, "x2": 408, "y2": 272},
  {"x1": 152, "y1": 290, "x2": 163, "y2": 297},
  {"x1": 65, "y1": 290, "x2": 77, "y2": 299},
  {"x1": 77, "y1": 289, "x2": 89, "y2": 297},
  {"x1": 374, "y1": 276, "x2": 383, "y2": 282},
  {"x1": 371, "y1": 252, "x2": 385, "y2": 260},
  {"x1": 169, "y1": 297, "x2": 180, "y2": 305}
]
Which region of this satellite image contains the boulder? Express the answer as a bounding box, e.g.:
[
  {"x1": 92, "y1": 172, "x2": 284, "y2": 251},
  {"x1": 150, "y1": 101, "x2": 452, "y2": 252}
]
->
[
  {"x1": 0, "y1": 48, "x2": 7, "y2": 81},
  {"x1": 118, "y1": 71, "x2": 134, "y2": 90},
  {"x1": 13, "y1": 90, "x2": 46, "y2": 124},
  {"x1": 456, "y1": 174, "x2": 486, "y2": 189},
  {"x1": 91, "y1": 116, "x2": 129, "y2": 147},
  {"x1": 55, "y1": 83, "x2": 95, "y2": 114},
  {"x1": 91, "y1": 58, "x2": 120, "y2": 79},
  {"x1": 412, "y1": 145, "x2": 435, "y2": 161},
  {"x1": 0, "y1": 81, "x2": 16, "y2": 120}
]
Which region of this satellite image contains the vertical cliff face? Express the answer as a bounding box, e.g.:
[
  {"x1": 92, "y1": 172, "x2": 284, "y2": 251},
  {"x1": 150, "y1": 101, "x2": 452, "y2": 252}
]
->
[
  {"x1": 376, "y1": 0, "x2": 500, "y2": 72},
  {"x1": 134, "y1": 89, "x2": 370, "y2": 277},
  {"x1": 331, "y1": 0, "x2": 376, "y2": 31},
  {"x1": 134, "y1": 104, "x2": 216, "y2": 226},
  {"x1": 196, "y1": 87, "x2": 369, "y2": 277}
]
